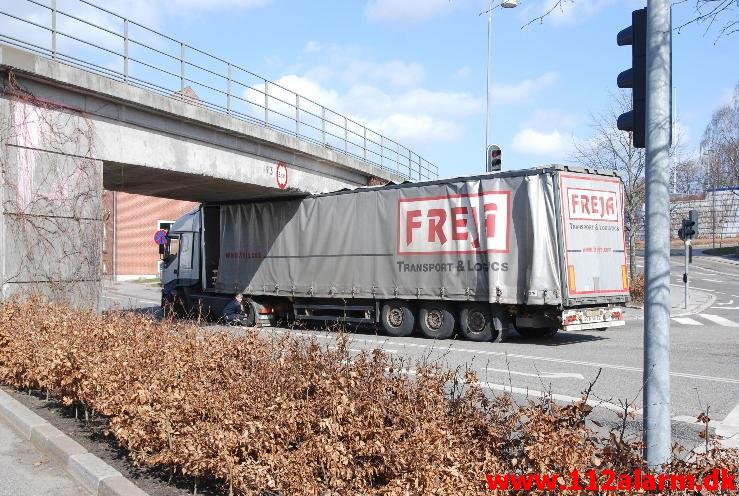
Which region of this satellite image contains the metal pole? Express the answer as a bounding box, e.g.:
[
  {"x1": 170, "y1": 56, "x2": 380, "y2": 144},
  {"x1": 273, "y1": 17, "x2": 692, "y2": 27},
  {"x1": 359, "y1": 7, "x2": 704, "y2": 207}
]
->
[
  {"x1": 683, "y1": 238, "x2": 689, "y2": 309},
  {"x1": 51, "y1": 0, "x2": 57, "y2": 59},
  {"x1": 485, "y1": 0, "x2": 492, "y2": 165},
  {"x1": 344, "y1": 116, "x2": 348, "y2": 152},
  {"x1": 295, "y1": 94, "x2": 299, "y2": 136},
  {"x1": 227, "y1": 63, "x2": 232, "y2": 114},
  {"x1": 123, "y1": 19, "x2": 129, "y2": 81},
  {"x1": 643, "y1": 0, "x2": 672, "y2": 469},
  {"x1": 180, "y1": 43, "x2": 185, "y2": 91},
  {"x1": 264, "y1": 80, "x2": 269, "y2": 125},
  {"x1": 321, "y1": 107, "x2": 326, "y2": 144},
  {"x1": 363, "y1": 127, "x2": 367, "y2": 159}
]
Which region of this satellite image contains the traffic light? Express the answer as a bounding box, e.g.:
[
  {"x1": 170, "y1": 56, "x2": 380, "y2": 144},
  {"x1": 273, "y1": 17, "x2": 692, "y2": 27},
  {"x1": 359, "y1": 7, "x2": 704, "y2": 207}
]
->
[
  {"x1": 617, "y1": 8, "x2": 647, "y2": 149},
  {"x1": 487, "y1": 144, "x2": 502, "y2": 172},
  {"x1": 678, "y1": 210, "x2": 699, "y2": 241}
]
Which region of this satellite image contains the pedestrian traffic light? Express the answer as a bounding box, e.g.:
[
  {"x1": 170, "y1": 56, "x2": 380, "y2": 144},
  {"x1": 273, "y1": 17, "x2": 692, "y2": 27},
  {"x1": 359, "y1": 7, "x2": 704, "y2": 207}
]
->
[
  {"x1": 487, "y1": 144, "x2": 502, "y2": 172},
  {"x1": 617, "y1": 8, "x2": 647, "y2": 149},
  {"x1": 685, "y1": 209, "x2": 699, "y2": 238},
  {"x1": 678, "y1": 210, "x2": 699, "y2": 241}
]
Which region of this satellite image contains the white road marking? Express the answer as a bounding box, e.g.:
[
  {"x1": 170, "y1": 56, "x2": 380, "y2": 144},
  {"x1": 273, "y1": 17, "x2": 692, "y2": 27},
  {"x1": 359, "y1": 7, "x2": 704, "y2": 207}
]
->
[
  {"x1": 101, "y1": 295, "x2": 161, "y2": 305},
  {"x1": 478, "y1": 382, "x2": 642, "y2": 415},
  {"x1": 700, "y1": 314, "x2": 739, "y2": 328},
  {"x1": 712, "y1": 306, "x2": 739, "y2": 310},
  {"x1": 672, "y1": 317, "x2": 703, "y2": 326},
  {"x1": 486, "y1": 367, "x2": 585, "y2": 380},
  {"x1": 697, "y1": 278, "x2": 727, "y2": 283},
  {"x1": 282, "y1": 331, "x2": 739, "y2": 384},
  {"x1": 716, "y1": 300, "x2": 735, "y2": 306},
  {"x1": 721, "y1": 401, "x2": 739, "y2": 428}
]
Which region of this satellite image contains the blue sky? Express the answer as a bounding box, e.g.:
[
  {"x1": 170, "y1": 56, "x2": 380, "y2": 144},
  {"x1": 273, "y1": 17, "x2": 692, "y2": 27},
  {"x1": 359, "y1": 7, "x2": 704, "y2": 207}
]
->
[{"x1": 3, "y1": 0, "x2": 738, "y2": 178}]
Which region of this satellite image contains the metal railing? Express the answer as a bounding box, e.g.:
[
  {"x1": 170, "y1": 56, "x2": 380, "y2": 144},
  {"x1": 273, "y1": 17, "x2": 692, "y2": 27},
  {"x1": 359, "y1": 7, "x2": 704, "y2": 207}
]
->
[{"x1": 0, "y1": 0, "x2": 439, "y2": 182}]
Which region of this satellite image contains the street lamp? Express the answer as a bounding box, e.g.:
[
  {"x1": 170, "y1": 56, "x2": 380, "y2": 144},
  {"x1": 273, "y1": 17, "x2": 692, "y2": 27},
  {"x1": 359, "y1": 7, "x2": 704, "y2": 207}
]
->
[{"x1": 485, "y1": 1, "x2": 518, "y2": 169}]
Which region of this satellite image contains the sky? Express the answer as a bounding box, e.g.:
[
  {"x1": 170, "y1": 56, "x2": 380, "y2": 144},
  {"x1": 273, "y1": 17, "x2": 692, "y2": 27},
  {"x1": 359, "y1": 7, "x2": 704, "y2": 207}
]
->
[{"x1": 2, "y1": 0, "x2": 738, "y2": 179}]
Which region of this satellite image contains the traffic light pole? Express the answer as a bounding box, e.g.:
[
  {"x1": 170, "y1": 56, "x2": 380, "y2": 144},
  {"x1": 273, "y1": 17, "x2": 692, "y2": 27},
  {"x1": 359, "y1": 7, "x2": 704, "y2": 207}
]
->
[
  {"x1": 643, "y1": 0, "x2": 672, "y2": 469},
  {"x1": 683, "y1": 239, "x2": 689, "y2": 309}
]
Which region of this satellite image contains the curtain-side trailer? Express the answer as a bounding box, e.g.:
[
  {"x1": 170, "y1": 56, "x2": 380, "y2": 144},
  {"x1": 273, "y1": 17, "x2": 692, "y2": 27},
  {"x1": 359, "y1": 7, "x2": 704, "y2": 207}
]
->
[{"x1": 161, "y1": 166, "x2": 628, "y2": 341}]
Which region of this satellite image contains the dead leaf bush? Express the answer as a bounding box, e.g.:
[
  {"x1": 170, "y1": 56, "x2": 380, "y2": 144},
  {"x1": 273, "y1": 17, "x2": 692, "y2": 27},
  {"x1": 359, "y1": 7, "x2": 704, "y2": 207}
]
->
[{"x1": 0, "y1": 297, "x2": 736, "y2": 495}]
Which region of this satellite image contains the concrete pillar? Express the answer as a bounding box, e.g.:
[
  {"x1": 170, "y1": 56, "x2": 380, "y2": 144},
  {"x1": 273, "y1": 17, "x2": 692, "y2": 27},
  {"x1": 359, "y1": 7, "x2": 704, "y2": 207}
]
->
[{"x1": 0, "y1": 91, "x2": 103, "y2": 308}]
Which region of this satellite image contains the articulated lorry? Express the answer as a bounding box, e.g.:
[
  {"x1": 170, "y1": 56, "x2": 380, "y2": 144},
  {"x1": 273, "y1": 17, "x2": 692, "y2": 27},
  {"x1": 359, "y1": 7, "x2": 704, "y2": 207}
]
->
[{"x1": 161, "y1": 166, "x2": 628, "y2": 341}]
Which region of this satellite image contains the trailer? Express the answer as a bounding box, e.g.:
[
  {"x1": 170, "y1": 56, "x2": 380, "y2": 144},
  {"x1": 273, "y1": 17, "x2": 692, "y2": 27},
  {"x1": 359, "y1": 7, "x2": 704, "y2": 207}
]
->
[{"x1": 161, "y1": 165, "x2": 628, "y2": 341}]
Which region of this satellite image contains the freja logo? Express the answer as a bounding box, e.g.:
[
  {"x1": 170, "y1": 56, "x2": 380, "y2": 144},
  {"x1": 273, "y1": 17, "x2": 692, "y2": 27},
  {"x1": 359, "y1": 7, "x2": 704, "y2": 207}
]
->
[
  {"x1": 567, "y1": 188, "x2": 618, "y2": 221},
  {"x1": 397, "y1": 191, "x2": 510, "y2": 255}
]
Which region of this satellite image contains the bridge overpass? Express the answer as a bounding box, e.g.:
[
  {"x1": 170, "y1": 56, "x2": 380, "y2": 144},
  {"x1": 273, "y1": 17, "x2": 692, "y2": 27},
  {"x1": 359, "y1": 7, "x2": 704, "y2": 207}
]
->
[{"x1": 0, "y1": 0, "x2": 439, "y2": 306}]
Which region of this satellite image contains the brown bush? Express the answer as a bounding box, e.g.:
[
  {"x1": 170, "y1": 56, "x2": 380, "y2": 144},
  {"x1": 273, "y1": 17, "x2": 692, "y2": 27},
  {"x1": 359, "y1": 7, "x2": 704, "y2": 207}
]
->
[
  {"x1": 0, "y1": 297, "x2": 736, "y2": 495},
  {"x1": 630, "y1": 273, "x2": 645, "y2": 303}
]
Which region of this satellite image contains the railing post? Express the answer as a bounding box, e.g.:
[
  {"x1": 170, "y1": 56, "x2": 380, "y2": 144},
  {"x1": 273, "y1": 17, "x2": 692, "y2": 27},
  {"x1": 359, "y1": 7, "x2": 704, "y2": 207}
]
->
[
  {"x1": 408, "y1": 149, "x2": 412, "y2": 179},
  {"x1": 380, "y1": 135, "x2": 384, "y2": 167},
  {"x1": 226, "y1": 63, "x2": 232, "y2": 114},
  {"x1": 363, "y1": 127, "x2": 367, "y2": 160},
  {"x1": 321, "y1": 107, "x2": 326, "y2": 144},
  {"x1": 180, "y1": 43, "x2": 185, "y2": 91},
  {"x1": 123, "y1": 19, "x2": 129, "y2": 81},
  {"x1": 264, "y1": 80, "x2": 269, "y2": 125},
  {"x1": 295, "y1": 94, "x2": 300, "y2": 136},
  {"x1": 51, "y1": 0, "x2": 57, "y2": 59},
  {"x1": 344, "y1": 116, "x2": 348, "y2": 152}
]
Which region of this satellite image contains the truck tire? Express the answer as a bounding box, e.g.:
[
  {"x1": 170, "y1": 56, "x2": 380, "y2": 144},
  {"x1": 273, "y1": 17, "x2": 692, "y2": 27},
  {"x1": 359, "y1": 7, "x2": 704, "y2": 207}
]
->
[
  {"x1": 459, "y1": 303, "x2": 494, "y2": 342},
  {"x1": 418, "y1": 302, "x2": 455, "y2": 339},
  {"x1": 490, "y1": 307, "x2": 511, "y2": 343},
  {"x1": 242, "y1": 298, "x2": 257, "y2": 327},
  {"x1": 381, "y1": 301, "x2": 415, "y2": 337}
]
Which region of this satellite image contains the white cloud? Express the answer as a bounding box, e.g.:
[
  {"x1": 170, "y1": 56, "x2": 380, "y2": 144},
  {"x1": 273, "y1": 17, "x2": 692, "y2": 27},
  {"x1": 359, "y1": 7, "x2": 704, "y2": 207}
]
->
[
  {"x1": 244, "y1": 73, "x2": 481, "y2": 145},
  {"x1": 490, "y1": 72, "x2": 558, "y2": 105},
  {"x1": 540, "y1": 0, "x2": 617, "y2": 26},
  {"x1": 454, "y1": 66, "x2": 472, "y2": 79},
  {"x1": 299, "y1": 45, "x2": 426, "y2": 89},
  {"x1": 523, "y1": 108, "x2": 582, "y2": 130},
  {"x1": 511, "y1": 128, "x2": 570, "y2": 156},
  {"x1": 364, "y1": 0, "x2": 455, "y2": 23}
]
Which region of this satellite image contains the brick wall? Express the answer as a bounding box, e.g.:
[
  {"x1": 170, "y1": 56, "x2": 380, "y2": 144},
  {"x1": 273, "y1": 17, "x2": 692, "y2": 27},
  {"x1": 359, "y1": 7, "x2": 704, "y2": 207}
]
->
[{"x1": 103, "y1": 191, "x2": 198, "y2": 278}]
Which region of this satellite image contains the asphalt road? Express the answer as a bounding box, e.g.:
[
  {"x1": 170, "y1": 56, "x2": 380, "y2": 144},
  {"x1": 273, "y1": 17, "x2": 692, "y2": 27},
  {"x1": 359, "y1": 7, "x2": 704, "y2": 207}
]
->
[{"x1": 102, "y1": 253, "x2": 739, "y2": 452}]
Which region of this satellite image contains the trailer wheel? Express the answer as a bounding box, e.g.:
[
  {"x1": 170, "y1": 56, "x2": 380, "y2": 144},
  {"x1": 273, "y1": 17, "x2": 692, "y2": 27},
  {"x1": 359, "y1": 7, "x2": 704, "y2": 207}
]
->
[
  {"x1": 381, "y1": 301, "x2": 415, "y2": 337},
  {"x1": 241, "y1": 298, "x2": 257, "y2": 327},
  {"x1": 418, "y1": 302, "x2": 455, "y2": 339},
  {"x1": 459, "y1": 304, "x2": 493, "y2": 342}
]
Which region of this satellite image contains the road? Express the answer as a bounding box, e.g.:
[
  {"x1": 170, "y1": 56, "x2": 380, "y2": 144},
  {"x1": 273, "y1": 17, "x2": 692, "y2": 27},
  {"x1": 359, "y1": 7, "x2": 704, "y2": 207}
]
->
[{"x1": 102, "y1": 253, "x2": 739, "y2": 452}]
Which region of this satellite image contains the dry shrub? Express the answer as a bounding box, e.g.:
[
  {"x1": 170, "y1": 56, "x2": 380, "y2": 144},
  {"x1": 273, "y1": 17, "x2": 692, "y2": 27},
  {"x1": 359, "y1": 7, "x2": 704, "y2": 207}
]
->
[
  {"x1": 0, "y1": 297, "x2": 736, "y2": 495},
  {"x1": 630, "y1": 273, "x2": 645, "y2": 303}
]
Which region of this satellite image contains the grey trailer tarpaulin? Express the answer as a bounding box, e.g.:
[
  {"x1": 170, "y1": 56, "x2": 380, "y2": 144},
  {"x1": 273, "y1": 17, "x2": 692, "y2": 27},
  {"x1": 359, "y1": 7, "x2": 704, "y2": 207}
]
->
[{"x1": 215, "y1": 167, "x2": 629, "y2": 306}]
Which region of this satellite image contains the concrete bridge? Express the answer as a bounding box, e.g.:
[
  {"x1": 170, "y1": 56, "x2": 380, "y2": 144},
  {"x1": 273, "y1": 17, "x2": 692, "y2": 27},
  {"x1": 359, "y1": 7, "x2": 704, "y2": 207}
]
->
[{"x1": 0, "y1": 4, "x2": 437, "y2": 306}]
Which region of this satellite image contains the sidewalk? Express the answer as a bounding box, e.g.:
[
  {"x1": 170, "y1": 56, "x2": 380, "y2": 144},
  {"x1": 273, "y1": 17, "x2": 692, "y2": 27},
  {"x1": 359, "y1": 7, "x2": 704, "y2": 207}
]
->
[
  {"x1": 0, "y1": 419, "x2": 84, "y2": 496},
  {"x1": 627, "y1": 287, "x2": 714, "y2": 320}
]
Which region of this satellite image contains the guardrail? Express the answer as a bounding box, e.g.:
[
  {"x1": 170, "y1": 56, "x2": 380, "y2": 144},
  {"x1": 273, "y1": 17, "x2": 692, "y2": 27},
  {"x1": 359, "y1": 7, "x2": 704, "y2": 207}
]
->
[{"x1": 0, "y1": 0, "x2": 439, "y2": 181}]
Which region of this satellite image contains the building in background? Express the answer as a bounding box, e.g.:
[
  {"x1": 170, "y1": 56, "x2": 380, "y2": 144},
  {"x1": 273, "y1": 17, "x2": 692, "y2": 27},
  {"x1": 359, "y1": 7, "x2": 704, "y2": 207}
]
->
[{"x1": 103, "y1": 191, "x2": 198, "y2": 280}]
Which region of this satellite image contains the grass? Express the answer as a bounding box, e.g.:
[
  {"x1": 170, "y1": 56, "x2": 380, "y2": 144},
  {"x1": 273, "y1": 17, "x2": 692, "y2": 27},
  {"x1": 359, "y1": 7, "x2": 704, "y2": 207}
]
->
[{"x1": 702, "y1": 245, "x2": 739, "y2": 256}]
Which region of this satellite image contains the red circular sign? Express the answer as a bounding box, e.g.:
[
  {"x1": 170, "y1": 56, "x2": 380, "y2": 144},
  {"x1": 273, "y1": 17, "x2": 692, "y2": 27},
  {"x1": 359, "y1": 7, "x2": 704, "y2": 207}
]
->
[
  {"x1": 276, "y1": 162, "x2": 288, "y2": 190},
  {"x1": 154, "y1": 229, "x2": 168, "y2": 245}
]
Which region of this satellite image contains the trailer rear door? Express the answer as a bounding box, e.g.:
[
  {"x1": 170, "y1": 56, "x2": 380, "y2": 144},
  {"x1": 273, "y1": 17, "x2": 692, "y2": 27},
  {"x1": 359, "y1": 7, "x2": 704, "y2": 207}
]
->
[{"x1": 557, "y1": 172, "x2": 629, "y2": 301}]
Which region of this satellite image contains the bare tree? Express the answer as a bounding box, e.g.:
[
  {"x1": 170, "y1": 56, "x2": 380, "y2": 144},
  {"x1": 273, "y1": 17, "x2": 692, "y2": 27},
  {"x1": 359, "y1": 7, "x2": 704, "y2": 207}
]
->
[
  {"x1": 701, "y1": 82, "x2": 739, "y2": 190},
  {"x1": 570, "y1": 91, "x2": 645, "y2": 279},
  {"x1": 523, "y1": 0, "x2": 738, "y2": 40}
]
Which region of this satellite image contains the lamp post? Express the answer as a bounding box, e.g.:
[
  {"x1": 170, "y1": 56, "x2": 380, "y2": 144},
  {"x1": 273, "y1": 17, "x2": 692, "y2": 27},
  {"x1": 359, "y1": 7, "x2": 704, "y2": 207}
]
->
[{"x1": 484, "y1": 1, "x2": 518, "y2": 166}]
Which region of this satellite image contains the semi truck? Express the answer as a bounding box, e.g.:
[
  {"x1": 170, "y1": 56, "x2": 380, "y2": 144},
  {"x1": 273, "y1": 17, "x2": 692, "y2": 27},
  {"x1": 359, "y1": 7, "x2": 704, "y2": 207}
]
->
[{"x1": 160, "y1": 166, "x2": 628, "y2": 341}]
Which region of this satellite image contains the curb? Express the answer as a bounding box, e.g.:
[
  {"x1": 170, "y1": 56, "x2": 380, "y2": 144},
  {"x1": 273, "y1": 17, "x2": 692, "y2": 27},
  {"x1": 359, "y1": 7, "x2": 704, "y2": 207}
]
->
[
  {"x1": 670, "y1": 291, "x2": 717, "y2": 317},
  {"x1": 0, "y1": 388, "x2": 148, "y2": 496}
]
